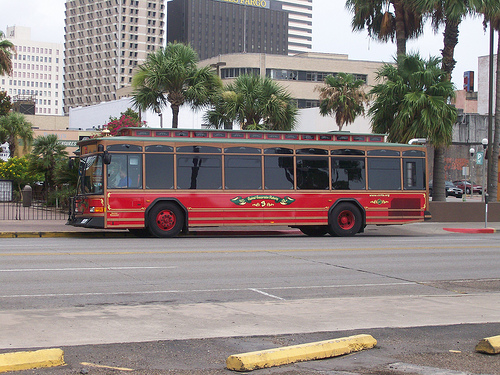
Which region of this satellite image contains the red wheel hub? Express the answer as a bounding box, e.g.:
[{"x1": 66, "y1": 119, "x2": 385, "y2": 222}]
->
[
  {"x1": 337, "y1": 210, "x2": 355, "y2": 230},
  {"x1": 156, "y1": 210, "x2": 176, "y2": 231}
]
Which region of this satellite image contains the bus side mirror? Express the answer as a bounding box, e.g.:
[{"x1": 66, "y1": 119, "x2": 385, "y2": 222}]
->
[
  {"x1": 103, "y1": 151, "x2": 112, "y2": 165},
  {"x1": 68, "y1": 158, "x2": 74, "y2": 169}
]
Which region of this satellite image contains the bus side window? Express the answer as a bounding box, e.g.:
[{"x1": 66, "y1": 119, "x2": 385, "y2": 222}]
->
[
  {"x1": 127, "y1": 155, "x2": 142, "y2": 189},
  {"x1": 367, "y1": 158, "x2": 401, "y2": 190},
  {"x1": 403, "y1": 158, "x2": 425, "y2": 190}
]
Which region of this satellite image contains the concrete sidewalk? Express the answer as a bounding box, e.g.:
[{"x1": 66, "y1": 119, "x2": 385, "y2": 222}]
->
[{"x1": 0, "y1": 219, "x2": 498, "y2": 237}]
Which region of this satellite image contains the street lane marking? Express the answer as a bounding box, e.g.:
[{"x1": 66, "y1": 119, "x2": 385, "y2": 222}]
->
[
  {"x1": 249, "y1": 288, "x2": 285, "y2": 300},
  {"x1": 80, "y1": 362, "x2": 134, "y2": 372},
  {"x1": 0, "y1": 266, "x2": 177, "y2": 273},
  {"x1": 0, "y1": 281, "x2": 419, "y2": 299}
]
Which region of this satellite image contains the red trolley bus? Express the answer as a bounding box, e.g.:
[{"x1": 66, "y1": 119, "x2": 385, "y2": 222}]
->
[{"x1": 68, "y1": 127, "x2": 431, "y2": 237}]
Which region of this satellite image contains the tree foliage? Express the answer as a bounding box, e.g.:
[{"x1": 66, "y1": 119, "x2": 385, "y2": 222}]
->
[
  {"x1": 369, "y1": 54, "x2": 457, "y2": 201},
  {"x1": 0, "y1": 30, "x2": 15, "y2": 76},
  {"x1": 0, "y1": 91, "x2": 12, "y2": 116},
  {"x1": 28, "y1": 134, "x2": 68, "y2": 192},
  {"x1": 0, "y1": 112, "x2": 34, "y2": 157},
  {"x1": 205, "y1": 74, "x2": 298, "y2": 131},
  {"x1": 370, "y1": 54, "x2": 456, "y2": 145},
  {"x1": 345, "y1": 0, "x2": 424, "y2": 55},
  {"x1": 0, "y1": 156, "x2": 43, "y2": 193},
  {"x1": 315, "y1": 73, "x2": 369, "y2": 131},
  {"x1": 132, "y1": 43, "x2": 222, "y2": 128}
]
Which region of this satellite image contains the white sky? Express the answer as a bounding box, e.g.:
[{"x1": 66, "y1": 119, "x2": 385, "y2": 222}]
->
[{"x1": 0, "y1": 0, "x2": 493, "y2": 89}]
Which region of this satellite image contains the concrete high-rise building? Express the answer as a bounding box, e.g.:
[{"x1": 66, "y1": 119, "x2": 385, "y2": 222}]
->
[
  {"x1": 0, "y1": 26, "x2": 64, "y2": 116},
  {"x1": 167, "y1": 0, "x2": 289, "y2": 60},
  {"x1": 63, "y1": 0, "x2": 166, "y2": 115},
  {"x1": 282, "y1": 0, "x2": 312, "y2": 55}
]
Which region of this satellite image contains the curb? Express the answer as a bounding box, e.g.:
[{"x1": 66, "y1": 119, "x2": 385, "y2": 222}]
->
[
  {"x1": 0, "y1": 231, "x2": 132, "y2": 239},
  {"x1": 0, "y1": 348, "x2": 65, "y2": 373},
  {"x1": 476, "y1": 335, "x2": 500, "y2": 354},
  {"x1": 443, "y1": 228, "x2": 496, "y2": 234},
  {"x1": 226, "y1": 334, "x2": 376, "y2": 372}
]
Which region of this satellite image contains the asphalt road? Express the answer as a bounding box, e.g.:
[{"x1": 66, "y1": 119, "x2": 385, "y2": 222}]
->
[{"x1": 1, "y1": 232, "x2": 500, "y2": 374}]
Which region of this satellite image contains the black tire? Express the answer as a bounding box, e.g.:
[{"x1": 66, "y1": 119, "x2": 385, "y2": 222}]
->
[
  {"x1": 328, "y1": 203, "x2": 362, "y2": 237},
  {"x1": 147, "y1": 202, "x2": 184, "y2": 238},
  {"x1": 466, "y1": 188, "x2": 471, "y2": 194},
  {"x1": 298, "y1": 225, "x2": 328, "y2": 237}
]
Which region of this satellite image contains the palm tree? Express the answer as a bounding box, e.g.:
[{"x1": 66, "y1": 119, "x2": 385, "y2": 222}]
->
[
  {"x1": 205, "y1": 74, "x2": 298, "y2": 131},
  {"x1": 29, "y1": 134, "x2": 68, "y2": 193},
  {"x1": 131, "y1": 43, "x2": 222, "y2": 128},
  {"x1": 0, "y1": 112, "x2": 34, "y2": 158},
  {"x1": 0, "y1": 91, "x2": 11, "y2": 116},
  {"x1": 410, "y1": 0, "x2": 487, "y2": 78},
  {"x1": 345, "y1": 0, "x2": 424, "y2": 56},
  {"x1": 0, "y1": 30, "x2": 15, "y2": 76},
  {"x1": 481, "y1": 2, "x2": 500, "y2": 201},
  {"x1": 370, "y1": 54, "x2": 457, "y2": 201},
  {"x1": 315, "y1": 73, "x2": 370, "y2": 131}
]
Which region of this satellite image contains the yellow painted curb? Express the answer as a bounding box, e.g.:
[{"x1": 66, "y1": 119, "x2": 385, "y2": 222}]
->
[
  {"x1": 0, "y1": 348, "x2": 65, "y2": 373},
  {"x1": 476, "y1": 335, "x2": 500, "y2": 354},
  {"x1": 226, "y1": 334, "x2": 376, "y2": 372}
]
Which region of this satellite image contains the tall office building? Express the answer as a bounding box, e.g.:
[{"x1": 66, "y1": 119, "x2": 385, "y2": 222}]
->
[
  {"x1": 0, "y1": 26, "x2": 64, "y2": 116},
  {"x1": 63, "y1": 0, "x2": 166, "y2": 114},
  {"x1": 167, "y1": 0, "x2": 289, "y2": 60},
  {"x1": 282, "y1": 0, "x2": 312, "y2": 55}
]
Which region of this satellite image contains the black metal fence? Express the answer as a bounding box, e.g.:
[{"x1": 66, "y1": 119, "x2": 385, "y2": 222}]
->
[
  {"x1": 0, "y1": 201, "x2": 68, "y2": 220},
  {"x1": 0, "y1": 181, "x2": 69, "y2": 220}
]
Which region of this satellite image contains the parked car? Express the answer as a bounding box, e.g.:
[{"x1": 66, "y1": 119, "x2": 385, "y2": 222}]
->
[
  {"x1": 452, "y1": 180, "x2": 483, "y2": 195},
  {"x1": 429, "y1": 180, "x2": 463, "y2": 198}
]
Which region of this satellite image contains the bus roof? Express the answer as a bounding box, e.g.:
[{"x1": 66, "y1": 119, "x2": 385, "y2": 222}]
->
[{"x1": 79, "y1": 128, "x2": 425, "y2": 149}]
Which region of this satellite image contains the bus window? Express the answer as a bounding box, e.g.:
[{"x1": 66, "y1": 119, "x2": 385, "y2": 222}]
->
[
  {"x1": 177, "y1": 155, "x2": 222, "y2": 189},
  {"x1": 296, "y1": 156, "x2": 329, "y2": 190},
  {"x1": 225, "y1": 155, "x2": 262, "y2": 189},
  {"x1": 80, "y1": 155, "x2": 103, "y2": 195},
  {"x1": 331, "y1": 157, "x2": 365, "y2": 190},
  {"x1": 367, "y1": 158, "x2": 401, "y2": 190},
  {"x1": 145, "y1": 153, "x2": 174, "y2": 189},
  {"x1": 264, "y1": 155, "x2": 294, "y2": 189},
  {"x1": 107, "y1": 154, "x2": 142, "y2": 189},
  {"x1": 403, "y1": 158, "x2": 426, "y2": 190}
]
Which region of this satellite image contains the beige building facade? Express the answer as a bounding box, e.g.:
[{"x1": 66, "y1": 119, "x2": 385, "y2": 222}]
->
[
  {"x1": 0, "y1": 26, "x2": 64, "y2": 116},
  {"x1": 63, "y1": 0, "x2": 166, "y2": 114},
  {"x1": 202, "y1": 52, "x2": 384, "y2": 109}
]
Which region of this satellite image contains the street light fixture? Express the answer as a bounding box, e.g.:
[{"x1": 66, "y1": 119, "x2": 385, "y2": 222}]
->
[{"x1": 482, "y1": 138, "x2": 488, "y2": 202}]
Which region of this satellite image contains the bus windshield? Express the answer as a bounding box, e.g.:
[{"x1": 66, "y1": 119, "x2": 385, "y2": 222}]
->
[{"x1": 77, "y1": 155, "x2": 104, "y2": 195}]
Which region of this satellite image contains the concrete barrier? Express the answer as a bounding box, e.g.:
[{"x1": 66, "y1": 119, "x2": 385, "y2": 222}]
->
[
  {"x1": 429, "y1": 201, "x2": 500, "y2": 222},
  {"x1": 0, "y1": 348, "x2": 65, "y2": 373},
  {"x1": 476, "y1": 335, "x2": 500, "y2": 354},
  {"x1": 226, "y1": 334, "x2": 376, "y2": 372}
]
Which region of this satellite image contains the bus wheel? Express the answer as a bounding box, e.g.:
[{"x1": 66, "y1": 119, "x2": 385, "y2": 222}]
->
[
  {"x1": 328, "y1": 203, "x2": 362, "y2": 237},
  {"x1": 148, "y1": 203, "x2": 184, "y2": 238},
  {"x1": 298, "y1": 225, "x2": 328, "y2": 237}
]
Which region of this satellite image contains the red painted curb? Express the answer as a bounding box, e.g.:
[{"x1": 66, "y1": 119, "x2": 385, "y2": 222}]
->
[{"x1": 443, "y1": 228, "x2": 496, "y2": 234}]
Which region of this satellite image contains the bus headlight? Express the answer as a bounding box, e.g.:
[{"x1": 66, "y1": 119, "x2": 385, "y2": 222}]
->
[{"x1": 90, "y1": 206, "x2": 104, "y2": 213}]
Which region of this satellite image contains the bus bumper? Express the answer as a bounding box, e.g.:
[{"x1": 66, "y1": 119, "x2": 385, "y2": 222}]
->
[{"x1": 69, "y1": 216, "x2": 105, "y2": 229}]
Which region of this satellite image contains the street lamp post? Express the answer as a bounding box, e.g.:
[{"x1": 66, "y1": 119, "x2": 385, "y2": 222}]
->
[{"x1": 469, "y1": 147, "x2": 475, "y2": 199}]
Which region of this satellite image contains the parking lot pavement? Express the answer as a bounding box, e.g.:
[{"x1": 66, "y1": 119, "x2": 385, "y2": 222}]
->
[{"x1": 6, "y1": 323, "x2": 500, "y2": 375}]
